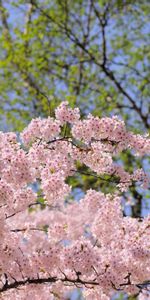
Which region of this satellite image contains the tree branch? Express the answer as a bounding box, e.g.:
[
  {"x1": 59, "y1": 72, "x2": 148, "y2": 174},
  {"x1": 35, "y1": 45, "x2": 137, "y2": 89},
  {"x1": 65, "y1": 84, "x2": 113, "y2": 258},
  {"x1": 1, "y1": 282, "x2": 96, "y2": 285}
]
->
[{"x1": 0, "y1": 274, "x2": 99, "y2": 294}]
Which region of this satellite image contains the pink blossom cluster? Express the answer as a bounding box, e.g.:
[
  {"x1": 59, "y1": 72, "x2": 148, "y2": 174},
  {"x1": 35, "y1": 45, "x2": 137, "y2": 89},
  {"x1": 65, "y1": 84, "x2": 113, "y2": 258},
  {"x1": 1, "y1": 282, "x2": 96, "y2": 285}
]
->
[
  {"x1": 41, "y1": 167, "x2": 71, "y2": 204},
  {"x1": 71, "y1": 114, "x2": 150, "y2": 156},
  {"x1": 55, "y1": 101, "x2": 80, "y2": 124},
  {"x1": 0, "y1": 102, "x2": 150, "y2": 299},
  {"x1": 21, "y1": 117, "x2": 61, "y2": 146}
]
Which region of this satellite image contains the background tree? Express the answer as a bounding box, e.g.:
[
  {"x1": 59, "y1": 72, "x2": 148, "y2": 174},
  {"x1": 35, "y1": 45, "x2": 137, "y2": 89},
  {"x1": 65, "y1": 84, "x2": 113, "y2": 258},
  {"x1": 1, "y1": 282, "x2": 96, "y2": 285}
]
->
[{"x1": 0, "y1": 0, "x2": 149, "y2": 218}]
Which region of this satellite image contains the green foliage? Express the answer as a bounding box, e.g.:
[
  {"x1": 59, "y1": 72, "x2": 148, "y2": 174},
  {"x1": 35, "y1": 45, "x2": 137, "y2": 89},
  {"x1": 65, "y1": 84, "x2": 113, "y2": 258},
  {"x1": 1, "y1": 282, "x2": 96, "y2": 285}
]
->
[{"x1": 0, "y1": 0, "x2": 149, "y2": 130}]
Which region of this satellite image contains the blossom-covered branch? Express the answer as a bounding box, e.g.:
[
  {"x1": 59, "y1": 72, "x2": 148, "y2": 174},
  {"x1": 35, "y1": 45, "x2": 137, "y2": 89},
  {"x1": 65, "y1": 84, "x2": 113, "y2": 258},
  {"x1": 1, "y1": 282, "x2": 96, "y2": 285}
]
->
[{"x1": 0, "y1": 101, "x2": 150, "y2": 300}]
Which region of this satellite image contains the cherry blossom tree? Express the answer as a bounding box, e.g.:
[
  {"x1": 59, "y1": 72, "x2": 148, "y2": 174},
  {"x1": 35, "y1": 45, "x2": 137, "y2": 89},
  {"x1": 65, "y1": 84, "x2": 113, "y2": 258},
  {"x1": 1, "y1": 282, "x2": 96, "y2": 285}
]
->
[{"x1": 0, "y1": 102, "x2": 150, "y2": 300}]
